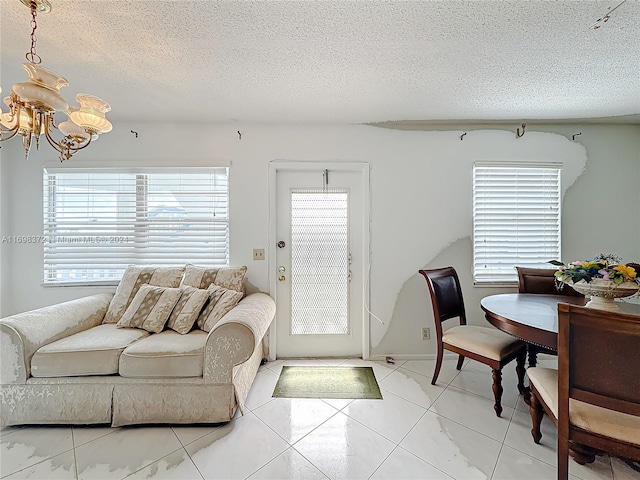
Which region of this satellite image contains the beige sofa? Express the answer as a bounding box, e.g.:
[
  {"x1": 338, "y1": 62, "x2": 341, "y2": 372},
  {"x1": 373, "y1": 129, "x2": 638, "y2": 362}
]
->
[{"x1": 0, "y1": 277, "x2": 275, "y2": 427}]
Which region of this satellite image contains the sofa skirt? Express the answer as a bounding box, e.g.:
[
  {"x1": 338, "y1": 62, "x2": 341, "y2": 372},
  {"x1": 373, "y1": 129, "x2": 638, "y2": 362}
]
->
[
  {"x1": 0, "y1": 383, "x2": 114, "y2": 425},
  {"x1": 0, "y1": 381, "x2": 236, "y2": 427},
  {"x1": 112, "y1": 383, "x2": 235, "y2": 427}
]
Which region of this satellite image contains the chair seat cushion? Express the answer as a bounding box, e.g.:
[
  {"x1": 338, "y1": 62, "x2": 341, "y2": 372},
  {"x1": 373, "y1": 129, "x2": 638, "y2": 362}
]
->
[
  {"x1": 31, "y1": 324, "x2": 149, "y2": 377},
  {"x1": 442, "y1": 325, "x2": 524, "y2": 361},
  {"x1": 528, "y1": 367, "x2": 640, "y2": 444},
  {"x1": 119, "y1": 330, "x2": 208, "y2": 378}
]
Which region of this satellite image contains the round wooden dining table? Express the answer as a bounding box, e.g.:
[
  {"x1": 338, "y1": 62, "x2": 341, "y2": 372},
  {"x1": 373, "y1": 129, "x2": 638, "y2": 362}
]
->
[{"x1": 480, "y1": 293, "x2": 640, "y2": 352}]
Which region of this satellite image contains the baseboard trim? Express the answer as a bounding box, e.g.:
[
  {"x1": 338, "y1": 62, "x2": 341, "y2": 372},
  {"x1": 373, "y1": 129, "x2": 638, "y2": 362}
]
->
[
  {"x1": 370, "y1": 352, "x2": 557, "y2": 364},
  {"x1": 369, "y1": 353, "x2": 459, "y2": 362}
]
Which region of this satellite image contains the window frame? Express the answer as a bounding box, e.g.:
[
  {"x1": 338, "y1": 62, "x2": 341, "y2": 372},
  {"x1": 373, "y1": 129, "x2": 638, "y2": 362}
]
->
[{"x1": 42, "y1": 167, "x2": 229, "y2": 286}]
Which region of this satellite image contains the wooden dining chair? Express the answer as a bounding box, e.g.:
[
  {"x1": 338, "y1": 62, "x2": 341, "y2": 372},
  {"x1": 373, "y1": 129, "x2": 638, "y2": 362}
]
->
[
  {"x1": 528, "y1": 303, "x2": 640, "y2": 479},
  {"x1": 419, "y1": 267, "x2": 527, "y2": 416},
  {"x1": 515, "y1": 266, "x2": 583, "y2": 297},
  {"x1": 515, "y1": 266, "x2": 583, "y2": 367}
]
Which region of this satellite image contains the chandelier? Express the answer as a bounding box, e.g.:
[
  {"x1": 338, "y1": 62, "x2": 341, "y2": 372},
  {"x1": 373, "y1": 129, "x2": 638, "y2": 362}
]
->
[{"x1": 0, "y1": 0, "x2": 111, "y2": 162}]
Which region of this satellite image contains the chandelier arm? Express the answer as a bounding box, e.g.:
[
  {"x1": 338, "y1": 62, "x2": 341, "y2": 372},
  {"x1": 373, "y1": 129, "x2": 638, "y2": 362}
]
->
[
  {"x1": 0, "y1": 123, "x2": 22, "y2": 142},
  {"x1": 48, "y1": 111, "x2": 73, "y2": 132},
  {"x1": 8, "y1": 92, "x2": 20, "y2": 116},
  {"x1": 48, "y1": 113, "x2": 60, "y2": 130},
  {"x1": 69, "y1": 134, "x2": 93, "y2": 153},
  {"x1": 42, "y1": 119, "x2": 66, "y2": 154},
  {"x1": 1, "y1": 97, "x2": 24, "y2": 141},
  {"x1": 43, "y1": 118, "x2": 93, "y2": 162}
]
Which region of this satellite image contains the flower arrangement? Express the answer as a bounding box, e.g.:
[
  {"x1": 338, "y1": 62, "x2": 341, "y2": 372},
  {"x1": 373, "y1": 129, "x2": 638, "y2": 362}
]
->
[{"x1": 550, "y1": 253, "x2": 640, "y2": 286}]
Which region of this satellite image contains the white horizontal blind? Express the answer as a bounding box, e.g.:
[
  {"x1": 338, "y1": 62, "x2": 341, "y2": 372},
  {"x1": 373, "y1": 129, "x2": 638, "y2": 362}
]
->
[
  {"x1": 43, "y1": 168, "x2": 228, "y2": 285},
  {"x1": 473, "y1": 164, "x2": 561, "y2": 284}
]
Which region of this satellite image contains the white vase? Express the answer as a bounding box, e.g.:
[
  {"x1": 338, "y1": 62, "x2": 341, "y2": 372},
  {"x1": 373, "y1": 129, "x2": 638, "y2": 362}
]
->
[{"x1": 567, "y1": 279, "x2": 640, "y2": 311}]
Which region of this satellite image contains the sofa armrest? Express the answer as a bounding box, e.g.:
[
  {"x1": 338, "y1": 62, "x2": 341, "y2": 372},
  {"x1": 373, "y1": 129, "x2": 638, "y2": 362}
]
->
[
  {"x1": 204, "y1": 292, "x2": 275, "y2": 383},
  {"x1": 0, "y1": 293, "x2": 113, "y2": 384}
]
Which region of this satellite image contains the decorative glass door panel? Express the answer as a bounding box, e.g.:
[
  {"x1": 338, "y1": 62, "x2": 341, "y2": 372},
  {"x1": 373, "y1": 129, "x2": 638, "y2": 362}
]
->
[{"x1": 290, "y1": 189, "x2": 349, "y2": 335}]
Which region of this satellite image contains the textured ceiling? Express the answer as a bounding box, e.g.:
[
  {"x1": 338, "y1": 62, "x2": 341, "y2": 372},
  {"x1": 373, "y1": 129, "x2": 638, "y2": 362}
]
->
[{"x1": 1, "y1": 0, "x2": 639, "y2": 124}]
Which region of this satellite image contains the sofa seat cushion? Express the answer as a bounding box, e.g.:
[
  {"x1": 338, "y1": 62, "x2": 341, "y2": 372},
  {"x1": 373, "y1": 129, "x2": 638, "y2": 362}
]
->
[
  {"x1": 119, "y1": 330, "x2": 208, "y2": 378},
  {"x1": 31, "y1": 324, "x2": 149, "y2": 377}
]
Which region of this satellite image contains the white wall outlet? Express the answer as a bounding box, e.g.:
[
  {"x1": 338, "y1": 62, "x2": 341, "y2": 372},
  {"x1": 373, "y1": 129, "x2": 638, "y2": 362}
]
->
[
  {"x1": 422, "y1": 327, "x2": 430, "y2": 340},
  {"x1": 253, "y1": 248, "x2": 265, "y2": 261}
]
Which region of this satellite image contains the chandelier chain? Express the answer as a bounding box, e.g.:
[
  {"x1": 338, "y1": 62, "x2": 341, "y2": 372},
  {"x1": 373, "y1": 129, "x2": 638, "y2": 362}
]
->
[{"x1": 26, "y1": 2, "x2": 42, "y2": 64}]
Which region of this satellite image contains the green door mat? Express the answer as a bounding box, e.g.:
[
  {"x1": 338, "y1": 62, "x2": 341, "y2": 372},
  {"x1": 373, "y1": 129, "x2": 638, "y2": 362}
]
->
[{"x1": 272, "y1": 366, "x2": 383, "y2": 399}]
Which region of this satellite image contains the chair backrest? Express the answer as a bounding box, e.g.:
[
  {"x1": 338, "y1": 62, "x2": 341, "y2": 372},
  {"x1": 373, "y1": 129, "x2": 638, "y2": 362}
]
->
[
  {"x1": 557, "y1": 303, "x2": 640, "y2": 444},
  {"x1": 558, "y1": 303, "x2": 640, "y2": 472},
  {"x1": 418, "y1": 267, "x2": 467, "y2": 333},
  {"x1": 515, "y1": 266, "x2": 582, "y2": 296}
]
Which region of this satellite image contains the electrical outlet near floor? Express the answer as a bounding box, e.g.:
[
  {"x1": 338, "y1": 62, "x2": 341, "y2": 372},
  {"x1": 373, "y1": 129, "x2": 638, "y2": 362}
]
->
[
  {"x1": 253, "y1": 248, "x2": 265, "y2": 261},
  {"x1": 422, "y1": 327, "x2": 430, "y2": 340}
]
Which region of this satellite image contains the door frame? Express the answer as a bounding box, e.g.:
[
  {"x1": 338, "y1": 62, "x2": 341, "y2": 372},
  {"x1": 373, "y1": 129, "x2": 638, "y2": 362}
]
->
[{"x1": 268, "y1": 160, "x2": 371, "y2": 360}]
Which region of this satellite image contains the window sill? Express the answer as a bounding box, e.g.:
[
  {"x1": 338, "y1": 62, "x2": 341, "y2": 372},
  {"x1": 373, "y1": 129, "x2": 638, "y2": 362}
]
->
[{"x1": 41, "y1": 282, "x2": 118, "y2": 288}]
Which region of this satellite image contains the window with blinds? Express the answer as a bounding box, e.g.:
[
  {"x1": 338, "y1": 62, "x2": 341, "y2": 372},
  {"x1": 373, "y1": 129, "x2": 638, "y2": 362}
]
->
[
  {"x1": 473, "y1": 163, "x2": 561, "y2": 285},
  {"x1": 43, "y1": 168, "x2": 229, "y2": 285}
]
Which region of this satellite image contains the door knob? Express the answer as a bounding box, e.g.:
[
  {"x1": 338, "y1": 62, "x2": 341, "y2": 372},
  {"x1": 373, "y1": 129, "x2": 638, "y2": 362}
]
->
[
  {"x1": 278, "y1": 275, "x2": 286, "y2": 282},
  {"x1": 278, "y1": 266, "x2": 286, "y2": 273}
]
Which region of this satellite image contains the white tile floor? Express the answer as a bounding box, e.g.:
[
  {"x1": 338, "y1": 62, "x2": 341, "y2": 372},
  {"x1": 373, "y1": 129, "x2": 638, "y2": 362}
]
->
[{"x1": 1, "y1": 357, "x2": 638, "y2": 480}]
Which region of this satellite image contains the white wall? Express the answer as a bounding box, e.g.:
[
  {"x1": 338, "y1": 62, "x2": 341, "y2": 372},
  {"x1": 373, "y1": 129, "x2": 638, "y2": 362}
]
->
[
  {"x1": 1, "y1": 122, "x2": 638, "y2": 358},
  {"x1": 374, "y1": 123, "x2": 640, "y2": 356},
  {"x1": 0, "y1": 138, "x2": 20, "y2": 317}
]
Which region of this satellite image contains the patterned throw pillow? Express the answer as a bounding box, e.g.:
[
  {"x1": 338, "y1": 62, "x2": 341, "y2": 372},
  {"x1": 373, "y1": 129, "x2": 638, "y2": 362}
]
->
[
  {"x1": 116, "y1": 285, "x2": 182, "y2": 333},
  {"x1": 201, "y1": 284, "x2": 244, "y2": 332},
  {"x1": 103, "y1": 266, "x2": 185, "y2": 324},
  {"x1": 181, "y1": 265, "x2": 219, "y2": 290},
  {"x1": 181, "y1": 264, "x2": 247, "y2": 292},
  {"x1": 196, "y1": 284, "x2": 225, "y2": 329},
  {"x1": 166, "y1": 286, "x2": 210, "y2": 334},
  {"x1": 214, "y1": 266, "x2": 248, "y2": 292}
]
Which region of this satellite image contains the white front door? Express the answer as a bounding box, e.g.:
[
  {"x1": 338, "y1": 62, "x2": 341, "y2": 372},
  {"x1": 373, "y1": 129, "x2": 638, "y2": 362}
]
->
[{"x1": 270, "y1": 163, "x2": 369, "y2": 358}]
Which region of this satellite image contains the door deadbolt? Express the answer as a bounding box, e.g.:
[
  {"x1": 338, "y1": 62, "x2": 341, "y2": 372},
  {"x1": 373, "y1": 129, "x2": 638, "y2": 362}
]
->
[
  {"x1": 277, "y1": 241, "x2": 286, "y2": 248},
  {"x1": 278, "y1": 275, "x2": 286, "y2": 282},
  {"x1": 278, "y1": 266, "x2": 286, "y2": 272}
]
